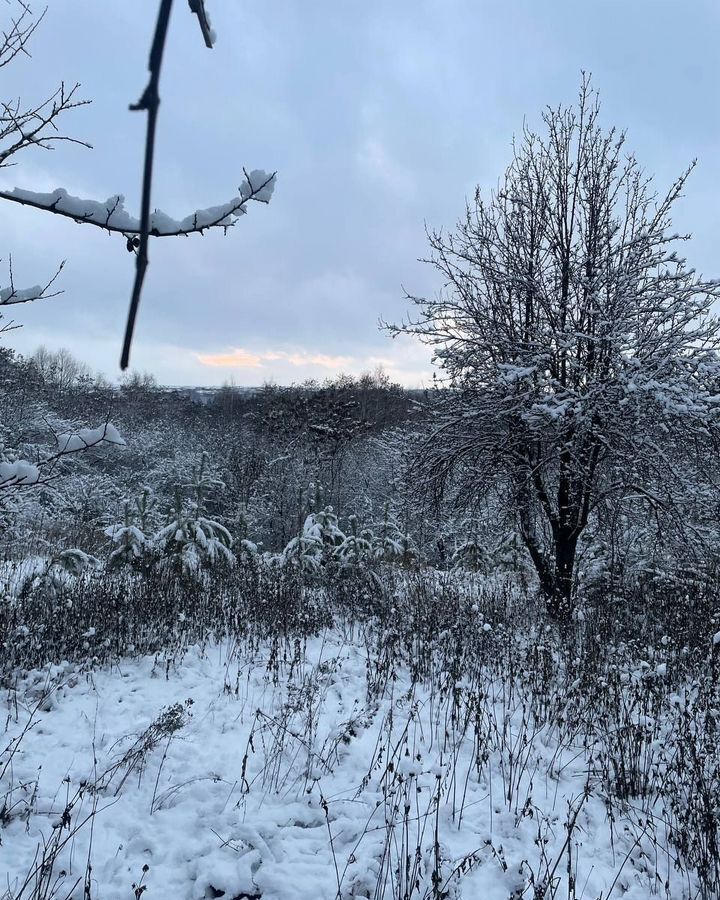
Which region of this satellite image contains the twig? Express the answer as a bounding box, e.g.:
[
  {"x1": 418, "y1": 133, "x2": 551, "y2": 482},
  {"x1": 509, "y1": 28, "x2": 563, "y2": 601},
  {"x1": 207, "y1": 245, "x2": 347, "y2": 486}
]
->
[
  {"x1": 121, "y1": 0, "x2": 174, "y2": 371},
  {"x1": 188, "y1": 0, "x2": 214, "y2": 48}
]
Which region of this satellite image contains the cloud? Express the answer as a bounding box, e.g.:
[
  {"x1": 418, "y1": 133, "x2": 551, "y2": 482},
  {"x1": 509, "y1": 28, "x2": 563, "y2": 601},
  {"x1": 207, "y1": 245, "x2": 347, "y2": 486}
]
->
[
  {"x1": 196, "y1": 348, "x2": 264, "y2": 368},
  {"x1": 264, "y1": 350, "x2": 353, "y2": 368},
  {"x1": 356, "y1": 136, "x2": 415, "y2": 198},
  {"x1": 197, "y1": 347, "x2": 353, "y2": 369},
  {"x1": 191, "y1": 338, "x2": 434, "y2": 387},
  {"x1": 194, "y1": 341, "x2": 433, "y2": 386}
]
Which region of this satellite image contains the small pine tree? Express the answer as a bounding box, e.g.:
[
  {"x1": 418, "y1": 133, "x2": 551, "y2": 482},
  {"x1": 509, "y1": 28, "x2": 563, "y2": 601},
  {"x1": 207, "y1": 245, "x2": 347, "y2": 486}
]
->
[
  {"x1": 334, "y1": 514, "x2": 373, "y2": 569},
  {"x1": 452, "y1": 523, "x2": 490, "y2": 573},
  {"x1": 105, "y1": 516, "x2": 148, "y2": 570},
  {"x1": 371, "y1": 503, "x2": 406, "y2": 562},
  {"x1": 282, "y1": 503, "x2": 346, "y2": 574},
  {"x1": 23, "y1": 548, "x2": 98, "y2": 600},
  {"x1": 153, "y1": 453, "x2": 234, "y2": 575}
]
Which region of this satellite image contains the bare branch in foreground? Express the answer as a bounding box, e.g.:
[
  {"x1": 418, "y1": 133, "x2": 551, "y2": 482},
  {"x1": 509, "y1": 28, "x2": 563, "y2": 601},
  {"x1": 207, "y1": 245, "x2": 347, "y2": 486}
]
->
[
  {"x1": 0, "y1": 2, "x2": 45, "y2": 70},
  {"x1": 122, "y1": 0, "x2": 174, "y2": 371},
  {"x1": 188, "y1": 0, "x2": 216, "y2": 48}
]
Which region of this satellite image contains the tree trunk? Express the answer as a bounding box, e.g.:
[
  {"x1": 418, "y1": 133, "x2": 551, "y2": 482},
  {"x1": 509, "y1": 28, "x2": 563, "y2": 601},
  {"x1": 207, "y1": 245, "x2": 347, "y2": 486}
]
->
[
  {"x1": 518, "y1": 491, "x2": 579, "y2": 620},
  {"x1": 545, "y1": 531, "x2": 577, "y2": 620}
]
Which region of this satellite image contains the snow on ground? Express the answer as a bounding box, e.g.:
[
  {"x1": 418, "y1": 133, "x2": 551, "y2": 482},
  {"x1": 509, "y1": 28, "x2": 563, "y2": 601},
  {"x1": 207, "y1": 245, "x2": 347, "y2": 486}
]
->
[{"x1": 2, "y1": 630, "x2": 694, "y2": 899}]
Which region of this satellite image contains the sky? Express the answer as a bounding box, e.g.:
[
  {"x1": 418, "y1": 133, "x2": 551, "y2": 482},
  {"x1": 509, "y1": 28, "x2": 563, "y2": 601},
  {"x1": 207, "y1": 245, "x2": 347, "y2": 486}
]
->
[{"x1": 1, "y1": 0, "x2": 718, "y2": 387}]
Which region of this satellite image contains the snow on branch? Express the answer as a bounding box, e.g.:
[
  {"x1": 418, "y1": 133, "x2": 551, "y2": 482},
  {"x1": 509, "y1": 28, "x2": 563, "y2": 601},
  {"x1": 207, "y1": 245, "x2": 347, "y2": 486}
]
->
[
  {"x1": 54, "y1": 423, "x2": 126, "y2": 454},
  {"x1": 0, "y1": 169, "x2": 276, "y2": 237},
  {"x1": 0, "y1": 459, "x2": 40, "y2": 487},
  {"x1": 0, "y1": 423, "x2": 126, "y2": 491},
  {"x1": 0, "y1": 283, "x2": 44, "y2": 305},
  {"x1": 0, "y1": 256, "x2": 65, "y2": 306}
]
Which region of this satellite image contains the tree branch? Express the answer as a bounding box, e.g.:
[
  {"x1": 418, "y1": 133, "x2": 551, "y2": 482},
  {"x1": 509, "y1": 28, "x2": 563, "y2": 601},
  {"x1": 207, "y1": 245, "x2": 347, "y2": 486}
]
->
[
  {"x1": 0, "y1": 174, "x2": 275, "y2": 238},
  {"x1": 121, "y1": 0, "x2": 174, "y2": 370},
  {"x1": 188, "y1": 0, "x2": 215, "y2": 48}
]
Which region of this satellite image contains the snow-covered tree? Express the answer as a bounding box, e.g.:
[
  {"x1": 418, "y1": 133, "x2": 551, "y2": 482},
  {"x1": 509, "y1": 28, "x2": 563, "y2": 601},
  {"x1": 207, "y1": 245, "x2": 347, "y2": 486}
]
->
[
  {"x1": 21, "y1": 548, "x2": 98, "y2": 601},
  {"x1": 451, "y1": 529, "x2": 490, "y2": 573},
  {"x1": 368, "y1": 502, "x2": 419, "y2": 565},
  {"x1": 282, "y1": 504, "x2": 346, "y2": 574},
  {"x1": 153, "y1": 452, "x2": 234, "y2": 575},
  {"x1": 104, "y1": 488, "x2": 157, "y2": 570},
  {"x1": 106, "y1": 517, "x2": 148, "y2": 571},
  {"x1": 392, "y1": 78, "x2": 720, "y2": 617},
  {"x1": 334, "y1": 514, "x2": 373, "y2": 569}
]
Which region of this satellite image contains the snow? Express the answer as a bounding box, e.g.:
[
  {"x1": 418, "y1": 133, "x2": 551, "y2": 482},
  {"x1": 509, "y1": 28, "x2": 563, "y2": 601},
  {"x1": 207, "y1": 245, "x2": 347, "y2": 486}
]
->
[
  {"x1": 0, "y1": 423, "x2": 127, "y2": 492},
  {"x1": 56, "y1": 423, "x2": 126, "y2": 453},
  {"x1": 0, "y1": 283, "x2": 44, "y2": 305},
  {"x1": 105, "y1": 524, "x2": 146, "y2": 544},
  {"x1": 1, "y1": 632, "x2": 698, "y2": 899},
  {"x1": 9, "y1": 187, "x2": 139, "y2": 231},
  {"x1": 6, "y1": 173, "x2": 276, "y2": 235},
  {"x1": 242, "y1": 169, "x2": 276, "y2": 203},
  {"x1": 496, "y1": 363, "x2": 536, "y2": 384},
  {"x1": 0, "y1": 459, "x2": 40, "y2": 485}
]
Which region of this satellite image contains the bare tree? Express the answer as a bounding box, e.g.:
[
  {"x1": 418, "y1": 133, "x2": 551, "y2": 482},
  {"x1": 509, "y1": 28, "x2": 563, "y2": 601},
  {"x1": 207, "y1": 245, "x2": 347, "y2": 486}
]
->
[
  {"x1": 392, "y1": 78, "x2": 720, "y2": 618},
  {"x1": 31, "y1": 345, "x2": 90, "y2": 390}
]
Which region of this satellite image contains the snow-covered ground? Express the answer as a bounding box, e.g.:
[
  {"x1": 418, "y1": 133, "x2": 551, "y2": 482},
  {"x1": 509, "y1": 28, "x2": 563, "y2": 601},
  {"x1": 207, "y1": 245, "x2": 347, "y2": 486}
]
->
[{"x1": 2, "y1": 630, "x2": 697, "y2": 899}]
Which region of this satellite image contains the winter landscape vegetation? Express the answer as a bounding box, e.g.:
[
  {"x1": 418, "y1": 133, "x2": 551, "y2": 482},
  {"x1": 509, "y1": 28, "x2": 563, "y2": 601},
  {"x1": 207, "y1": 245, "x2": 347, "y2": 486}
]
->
[{"x1": 2, "y1": 2, "x2": 720, "y2": 899}]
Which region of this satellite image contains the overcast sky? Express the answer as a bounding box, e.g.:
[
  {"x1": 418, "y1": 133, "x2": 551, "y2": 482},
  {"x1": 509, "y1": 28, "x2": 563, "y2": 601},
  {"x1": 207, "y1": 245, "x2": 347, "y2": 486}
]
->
[{"x1": 1, "y1": 0, "x2": 718, "y2": 386}]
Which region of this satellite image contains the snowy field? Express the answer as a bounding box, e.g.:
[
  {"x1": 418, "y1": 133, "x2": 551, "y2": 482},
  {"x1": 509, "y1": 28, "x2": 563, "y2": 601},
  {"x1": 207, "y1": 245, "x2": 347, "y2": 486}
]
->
[{"x1": 2, "y1": 620, "x2": 704, "y2": 900}]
